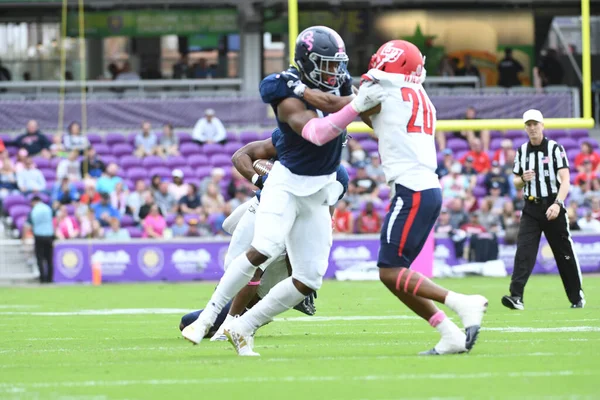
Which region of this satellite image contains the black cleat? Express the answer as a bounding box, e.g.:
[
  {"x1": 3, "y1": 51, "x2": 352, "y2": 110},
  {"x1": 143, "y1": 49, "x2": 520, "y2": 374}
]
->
[
  {"x1": 293, "y1": 292, "x2": 317, "y2": 316},
  {"x1": 501, "y1": 295, "x2": 524, "y2": 310},
  {"x1": 465, "y1": 325, "x2": 481, "y2": 351},
  {"x1": 570, "y1": 300, "x2": 586, "y2": 308}
]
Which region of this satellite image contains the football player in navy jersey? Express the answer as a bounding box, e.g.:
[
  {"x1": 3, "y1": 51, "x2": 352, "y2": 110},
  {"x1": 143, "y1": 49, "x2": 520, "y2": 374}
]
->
[{"x1": 182, "y1": 26, "x2": 386, "y2": 355}]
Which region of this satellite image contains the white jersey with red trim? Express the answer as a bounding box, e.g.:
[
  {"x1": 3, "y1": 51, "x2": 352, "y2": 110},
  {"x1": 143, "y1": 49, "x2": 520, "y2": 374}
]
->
[{"x1": 366, "y1": 68, "x2": 441, "y2": 191}]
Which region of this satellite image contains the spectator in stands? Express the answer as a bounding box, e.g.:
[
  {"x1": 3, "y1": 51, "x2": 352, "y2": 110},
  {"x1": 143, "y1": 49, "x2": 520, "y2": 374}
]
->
[
  {"x1": 173, "y1": 54, "x2": 191, "y2": 79},
  {"x1": 79, "y1": 208, "x2": 103, "y2": 239},
  {"x1": 497, "y1": 48, "x2": 523, "y2": 88},
  {"x1": 213, "y1": 202, "x2": 232, "y2": 235},
  {"x1": 356, "y1": 202, "x2": 382, "y2": 234},
  {"x1": 484, "y1": 161, "x2": 510, "y2": 196},
  {"x1": 441, "y1": 163, "x2": 470, "y2": 200},
  {"x1": 200, "y1": 168, "x2": 225, "y2": 195},
  {"x1": 513, "y1": 189, "x2": 525, "y2": 211},
  {"x1": 192, "y1": 212, "x2": 214, "y2": 236},
  {"x1": 492, "y1": 139, "x2": 514, "y2": 167},
  {"x1": 460, "y1": 214, "x2": 486, "y2": 235},
  {"x1": 56, "y1": 150, "x2": 82, "y2": 182},
  {"x1": 534, "y1": 49, "x2": 564, "y2": 88},
  {"x1": 104, "y1": 217, "x2": 130, "y2": 240},
  {"x1": 126, "y1": 180, "x2": 147, "y2": 222},
  {"x1": 179, "y1": 183, "x2": 202, "y2": 214},
  {"x1": 0, "y1": 159, "x2": 18, "y2": 200},
  {"x1": 96, "y1": 163, "x2": 123, "y2": 195},
  {"x1": 347, "y1": 139, "x2": 367, "y2": 166},
  {"x1": 160, "y1": 124, "x2": 180, "y2": 157},
  {"x1": 16, "y1": 157, "x2": 46, "y2": 195},
  {"x1": 333, "y1": 199, "x2": 353, "y2": 234},
  {"x1": 568, "y1": 208, "x2": 581, "y2": 231},
  {"x1": 171, "y1": 214, "x2": 188, "y2": 237},
  {"x1": 92, "y1": 192, "x2": 120, "y2": 228},
  {"x1": 110, "y1": 182, "x2": 128, "y2": 215},
  {"x1": 201, "y1": 182, "x2": 225, "y2": 215},
  {"x1": 50, "y1": 133, "x2": 68, "y2": 158},
  {"x1": 63, "y1": 122, "x2": 89, "y2": 154},
  {"x1": 590, "y1": 198, "x2": 600, "y2": 220},
  {"x1": 351, "y1": 163, "x2": 378, "y2": 201},
  {"x1": 574, "y1": 159, "x2": 597, "y2": 188},
  {"x1": 435, "y1": 208, "x2": 453, "y2": 235},
  {"x1": 80, "y1": 181, "x2": 101, "y2": 205},
  {"x1": 51, "y1": 177, "x2": 79, "y2": 205},
  {"x1": 488, "y1": 182, "x2": 508, "y2": 213},
  {"x1": 436, "y1": 149, "x2": 454, "y2": 179},
  {"x1": 13, "y1": 149, "x2": 27, "y2": 173},
  {"x1": 344, "y1": 182, "x2": 361, "y2": 210},
  {"x1": 168, "y1": 169, "x2": 189, "y2": 201},
  {"x1": 461, "y1": 138, "x2": 491, "y2": 173},
  {"x1": 448, "y1": 198, "x2": 468, "y2": 229},
  {"x1": 54, "y1": 205, "x2": 80, "y2": 240},
  {"x1": 227, "y1": 167, "x2": 253, "y2": 198},
  {"x1": 154, "y1": 181, "x2": 178, "y2": 216},
  {"x1": 366, "y1": 152, "x2": 386, "y2": 184},
  {"x1": 569, "y1": 180, "x2": 587, "y2": 206},
  {"x1": 575, "y1": 141, "x2": 600, "y2": 173},
  {"x1": 228, "y1": 188, "x2": 250, "y2": 210},
  {"x1": 135, "y1": 122, "x2": 161, "y2": 158},
  {"x1": 192, "y1": 109, "x2": 227, "y2": 145},
  {"x1": 438, "y1": 55, "x2": 456, "y2": 77},
  {"x1": 460, "y1": 157, "x2": 479, "y2": 183},
  {"x1": 463, "y1": 188, "x2": 479, "y2": 213},
  {"x1": 81, "y1": 147, "x2": 105, "y2": 178},
  {"x1": 0, "y1": 58, "x2": 11, "y2": 81},
  {"x1": 476, "y1": 198, "x2": 499, "y2": 231},
  {"x1": 15, "y1": 120, "x2": 51, "y2": 159},
  {"x1": 142, "y1": 204, "x2": 166, "y2": 239},
  {"x1": 499, "y1": 201, "x2": 519, "y2": 243},
  {"x1": 457, "y1": 54, "x2": 481, "y2": 82},
  {"x1": 192, "y1": 59, "x2": 215, "y2": 79},
  {"x1": 0, "y1": 137, "x2": 5, "y2": 157},
  {"x1": 150, "y1": 174, "x2": 162, "y2": 197},
  {"x1": 115, "y1": 61, "x2": 140, "y2": 81},
  {"x1": 578, "y1": 211, "x2": 600, "y2": 232},
  {"x1": 139, "y1": 192, "x2": 160, "y2": 220}
]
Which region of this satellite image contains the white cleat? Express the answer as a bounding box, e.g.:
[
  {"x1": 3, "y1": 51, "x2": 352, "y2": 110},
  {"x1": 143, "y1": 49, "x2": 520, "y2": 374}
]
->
[
  {"x1": 224, "y1": 327, "x2": 260, "y2": 356},
  {"x1": 210, "y1": 315, "x2": 237, "y2": 342},
  {"x1": 420, "y1": 333, "x2": 467, "y2": 356},
  {"x1": 453, "y1": 294, "x2": 489, "y2": 352},
  {"x1": 181, "y1": 318, "x2": 211, "y2": 345}
]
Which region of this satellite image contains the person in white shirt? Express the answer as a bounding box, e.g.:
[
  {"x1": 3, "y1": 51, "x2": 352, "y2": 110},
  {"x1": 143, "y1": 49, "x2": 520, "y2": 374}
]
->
[
  {"x1": 577, "y1": 211, "x2": 600, "y2": 232},
  {"x1": 192, "y1": 109, "x2": 227, "y2": 145},
  {"x1": 56, "y1": 150, "x2": 82, "y2": 182}
]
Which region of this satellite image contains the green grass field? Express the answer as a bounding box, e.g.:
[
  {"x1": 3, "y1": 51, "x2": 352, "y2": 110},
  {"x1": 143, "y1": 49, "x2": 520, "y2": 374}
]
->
[{"x1": 0, "y1": 276, "x2": 598, "y2": 400}]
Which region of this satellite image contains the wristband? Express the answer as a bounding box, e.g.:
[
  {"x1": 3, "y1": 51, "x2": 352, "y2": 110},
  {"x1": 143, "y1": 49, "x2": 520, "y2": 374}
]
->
[{"x1": 251, "y1": 173, "x2": 260, "y2": 185}]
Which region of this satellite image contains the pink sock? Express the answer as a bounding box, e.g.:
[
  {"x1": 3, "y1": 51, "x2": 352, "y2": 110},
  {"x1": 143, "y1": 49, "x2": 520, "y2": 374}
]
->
[{"x1": 428, "y1": 310, "x2": 446, "y2": 328}]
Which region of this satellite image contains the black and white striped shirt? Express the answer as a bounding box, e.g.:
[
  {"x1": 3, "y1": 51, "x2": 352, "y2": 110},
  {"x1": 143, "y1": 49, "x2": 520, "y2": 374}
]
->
[{"x1": 513, "y1": 137, "x2": 569, "y2": 198}]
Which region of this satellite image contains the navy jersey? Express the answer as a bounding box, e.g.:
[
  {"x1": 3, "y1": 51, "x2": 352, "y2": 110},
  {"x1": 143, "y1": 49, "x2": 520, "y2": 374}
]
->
[{"x1": 259, "y1": 66, "x2": 353, "y2": 176}]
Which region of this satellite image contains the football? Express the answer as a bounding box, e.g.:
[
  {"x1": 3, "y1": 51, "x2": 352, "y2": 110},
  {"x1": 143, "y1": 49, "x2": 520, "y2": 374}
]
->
[{"x1": 253, "y1": 159, "x2": 274, "y2": 176}]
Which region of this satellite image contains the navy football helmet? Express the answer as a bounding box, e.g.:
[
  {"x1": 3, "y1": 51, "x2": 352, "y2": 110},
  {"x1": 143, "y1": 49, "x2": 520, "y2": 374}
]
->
[{"x1": 294, "y1": 26, "x2": 349, "y2": 91}]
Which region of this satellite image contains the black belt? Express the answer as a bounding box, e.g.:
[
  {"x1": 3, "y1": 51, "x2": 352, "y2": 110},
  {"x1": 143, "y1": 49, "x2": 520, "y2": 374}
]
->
[{"x1": 525, "y1": 195, "x2": 556, "y2": 205}]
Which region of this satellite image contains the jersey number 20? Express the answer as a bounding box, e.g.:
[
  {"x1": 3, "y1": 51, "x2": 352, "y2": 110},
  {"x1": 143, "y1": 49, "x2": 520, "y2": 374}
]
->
[{"x1": 401, "y1": 87, "x2": 434, "y2": 135}]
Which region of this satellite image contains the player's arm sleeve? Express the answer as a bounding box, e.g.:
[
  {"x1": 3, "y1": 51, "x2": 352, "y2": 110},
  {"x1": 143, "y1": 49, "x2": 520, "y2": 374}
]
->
[
  {"x1": 302, "y1": 89, "x2": 354, "y2": 114},
  {"x1": 231, "y1": 138, "x2": 277, "y2": 182}
]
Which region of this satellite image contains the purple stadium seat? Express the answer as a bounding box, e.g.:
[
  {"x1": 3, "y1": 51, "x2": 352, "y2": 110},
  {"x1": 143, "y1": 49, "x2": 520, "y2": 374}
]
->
[
  {"x1": 93, "y1": 143, "x2": 111, "y2": 155},
  {"x1": 472, "y1": 186, "x2": 487, "y2": 198},
  {"x1": 202, "y1": 143, "x2": 225, "y2": 155},
  {"x1": 50, "y1": 157, "x2": 62, "y2": 169},
  {"x1": 210, "y1": 154, "x2": 231, "y2": 167},
  {"x1": 560, "y1": 138, "x2": 578, "y2": 150},
  {"x1": 359, "y1": 140, "x2": 378, "y2": 153},
  {"x1": 142, "y1": 156, "x2": 166, "y2": 169},
  {"x1": 187, "y1": 154, "x2": 209, "y2": 168},
  {"x1": 239, "y1": 131, "x2": 260, "y2": 144},
  {"x1": 65, "y1": 204, "x2": 75, "y2": 215},
  {"x1": 345, "y1": 166, "x2": 356, "y2": 179},
  {"x1": 476, "y1": 174, "x2": 486, "y2": 186},
  {"x1": 226, "y1": 132, "x2": 238, "y2": 142},
  {"x1": 112, "y1": 143, "x2": 134, "y2": 158},
  {"x1": 223, "y1": 142, "x2": 243, "y2": 155},
  {"x1": 102, "y1": 155, "x2": 118, "y2": 165},
  {"x1": 176, "y1": 132, "x2": 192, "y2": 144},
  {"x1": 149, "y1": 167, "x2": 172, "y2": 179},
  {"x1": 179, "y1": 166, "x2": 195, "y2": 179},
  {"x1": 42, "y1": 169, "x2": 56, "y2": 181},
  {"x1": 9, "y1": 204, "x2": 31, "y2": 220},
  {"x1": 378, "y1": 186, "x2": 391, "y2": 201},
  {"x1": 126, "y1": 167, "x2": 147, "y2": 182},
  {"x1": 120, "y1": 214, "x2": 135, "y2": 227},
  {"x1": 446, "y1": 139, "x2": 469, "y2": 152},
  {"x1": 87, "y1": 133, "x2": 103, "y2": 145},
  {"x1": 32, "y1": 157, "x2": 50, "y2": 169},
  {"x1": 566, "y1": 148, "x2": 579, "y2": 160},
  {"x1": 570, "y1": 130, "x2": 588, "y2": 140},
  {"x1": 490, "y1": 138, "x2": 504, "y2": 150},
  {"x1": 490, "y1": 130, "x2": 503, "y2": 139},
  {"x1": 73, "y1": 180, "x2": 85, "y2": 193},
  {"x1": 2, "y1": 194, "x2": 28, "y2": 211},
  {"x1": 126, "y1": 226, "x2": 143, "y2": 238},
  {"x1": 195, "y1": 166, "x2": 213, "y2": 179},
  {"x1": 45, "y1": 182, "x2": 55, "y2": 192},
  {"x1": 180, "y1": 142, "x2": 201, "y2": 157},
  {"x1": 119, "y1": 155, "x2": 141, "y2": 170},
  {"x1": 165, "y1": 214, "x2": 177, "y2": 226},
  {"x1": 544, "y1": 129, "x2": 567, "y2": 138},
  {"x1": 127, "y1": 132, "x2": 138, "y2": 145},
  {"x1": 578, "y1": 137, "x2": 598, "y2": 149},
  {"x1": 16, "y1": 215, "x2": 27, "y2": 232},
  {"x1": 166, "y1": 156, "x2": 187, "y2": 169},
  {"x1": 105, "y1": 133, "x2": 126, "y2": 146},
  {"x1": 7, "y1": 147, "x2": 17, "y2": 157}
]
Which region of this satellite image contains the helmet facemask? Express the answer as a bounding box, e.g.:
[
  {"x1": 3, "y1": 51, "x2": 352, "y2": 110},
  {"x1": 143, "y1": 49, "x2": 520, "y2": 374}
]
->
[{"x1": 304, "y1": 51, "x2": 349, "y2": 90}]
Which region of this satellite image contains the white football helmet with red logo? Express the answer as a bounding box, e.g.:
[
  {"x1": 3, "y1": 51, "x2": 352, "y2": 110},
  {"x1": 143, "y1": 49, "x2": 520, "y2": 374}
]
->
[{"x1": 369, "y1": 40, "x2": 425, "y2": 76}]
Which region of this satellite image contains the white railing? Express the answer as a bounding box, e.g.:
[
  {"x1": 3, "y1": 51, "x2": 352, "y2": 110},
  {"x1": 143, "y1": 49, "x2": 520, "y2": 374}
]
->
[{"x1": 0, "y1": 238, "x2": 39, "y2": 281}]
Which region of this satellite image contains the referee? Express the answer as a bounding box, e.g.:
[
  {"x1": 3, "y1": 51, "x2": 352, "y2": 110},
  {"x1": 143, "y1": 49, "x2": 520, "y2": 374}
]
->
[{"x1": 502, "y1": 109, "x2": 585, "y2": 310}]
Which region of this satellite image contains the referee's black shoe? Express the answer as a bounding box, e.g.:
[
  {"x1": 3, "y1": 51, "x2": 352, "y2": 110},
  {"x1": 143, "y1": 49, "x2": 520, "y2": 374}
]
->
[
  {"x1": 571, "y1": 300, "x2": 586, "y2": 309},
  {"x1": 501, "y1": 295, "x2": 524, "y2": 310}
]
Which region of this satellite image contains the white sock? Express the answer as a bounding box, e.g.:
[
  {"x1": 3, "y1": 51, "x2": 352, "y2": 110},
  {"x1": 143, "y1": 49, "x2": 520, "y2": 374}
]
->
[
  {"x1": 201, "y1": 254, "x2": 257, "y2": 324},
  {"x1": 444, "y1": 291, "x2": 467, "y2": 314},
  {"x1": 235, "y1": 277, "x2": 305, "y2": 335},
  {"x1": 436, "y1": 317, "x2": 463, "y2": 338}
]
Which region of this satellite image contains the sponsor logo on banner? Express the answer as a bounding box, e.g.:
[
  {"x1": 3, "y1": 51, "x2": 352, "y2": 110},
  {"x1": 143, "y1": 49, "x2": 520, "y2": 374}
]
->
[
  {"x1": 569, "y1": 241, "x2": 600, "y2": 268},
  {"x1": 91, "y1": 250, "x2": 130, "y2": 276},
  {"x1": 172, "y1": 248, "x2": 211, "y2": 274},
  {"x1": 57, "y1": 249, "x2": 84, "y2": 278},
  {"x1": 137, "y1": 247, "x2": 165, "y2": 277},
  {"x1": 331, "y1": 245, "x2": 378, "y2": 280}
]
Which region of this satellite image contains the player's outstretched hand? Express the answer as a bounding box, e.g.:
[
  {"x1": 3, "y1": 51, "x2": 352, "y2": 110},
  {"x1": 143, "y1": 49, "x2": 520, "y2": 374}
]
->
[{"x1": 351, "y1": 80, "x2": 387, "y2": 113}]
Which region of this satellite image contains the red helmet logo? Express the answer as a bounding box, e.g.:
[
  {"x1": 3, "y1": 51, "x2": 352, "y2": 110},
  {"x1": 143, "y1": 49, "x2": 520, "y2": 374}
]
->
[{"x1": 369, "y1": 40, "x2": 424, "y2": 76}]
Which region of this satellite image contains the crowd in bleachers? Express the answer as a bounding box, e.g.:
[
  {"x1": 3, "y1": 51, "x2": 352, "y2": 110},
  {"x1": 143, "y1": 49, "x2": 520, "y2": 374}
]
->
[{"x1": 1, "y1": 106, "x2": 599, "y2": 241}]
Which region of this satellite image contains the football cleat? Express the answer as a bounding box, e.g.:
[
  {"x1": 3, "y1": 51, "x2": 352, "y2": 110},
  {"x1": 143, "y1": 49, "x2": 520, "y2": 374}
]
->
[
  {"x1": 419, "y1": 333, "x2": 467, "y2": 356},
  {"x1": 225, "y1": 327, "x2": 260, "y2": 357},
  {"x1": 293, "y1": 292, "x2": 317, "y2": 316},
  {"x1": 501, "y1": 295, "x2": 524, "y2": 310},
  {"x1": 210, "y1": 315, "x2": 237, "y2": 342},
  {"x1": 571, "y1": 300, "x2": 586, "y2": 309},
  {"x1": 181, "y1": 318, "x2": 211, "y2": 345}
]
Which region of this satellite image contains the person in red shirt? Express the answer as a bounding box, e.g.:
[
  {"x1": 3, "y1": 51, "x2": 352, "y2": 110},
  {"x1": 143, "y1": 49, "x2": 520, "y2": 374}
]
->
[
  {"x1": 492, "y1": 138, "x2": 514, "y2": 167},
  {"x1": 357, "y1": 202, "x2": 382, "y2": 234},
  {"x1": 460, "y1": 137, "x2": 491, "y2": 173},
  {"x1": 574, "y1": 141, "x2": 600, "y2": 173},
  {"x1": 459, "y1": 214, "x2": 487, "y2": 235},
  {"x1": 332, "y1": 199, "x2": 353, "y2": 234},
  {"x1": 574, "y1": 159, "x2": 597, "y2": 187}
]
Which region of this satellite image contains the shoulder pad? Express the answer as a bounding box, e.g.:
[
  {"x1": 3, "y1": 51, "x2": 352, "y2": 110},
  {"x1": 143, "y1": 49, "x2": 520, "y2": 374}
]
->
[{"x1": 259, "y1": 67, "x2": 302, "y2": 105}]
